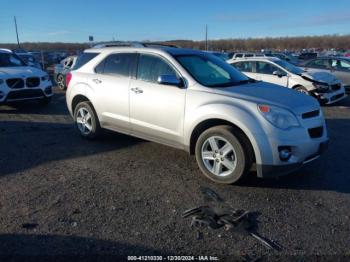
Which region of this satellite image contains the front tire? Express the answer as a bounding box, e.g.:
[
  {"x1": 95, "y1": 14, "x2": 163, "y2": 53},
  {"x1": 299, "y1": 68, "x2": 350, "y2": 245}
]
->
[
  {"x1": 295, "y1": 86, "x2": 310, "y2": 95},
  {"x1": 74, "y1": 101, "x2": 101, "y2": 139},
  {"x1": 195, "y1": 125, "x2": 250, "y2": 184},
  {"x1": 56, "y1": 74, "x2": 66, "y2": 90}
]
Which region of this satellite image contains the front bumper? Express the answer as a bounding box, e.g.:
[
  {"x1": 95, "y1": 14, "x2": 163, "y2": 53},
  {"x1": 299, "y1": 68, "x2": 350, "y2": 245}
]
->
[
  {"x1": 256, "y1": 139, "x2": 329, "y2": 177},
  {"x1": 0, "y1": 84, "x2": 53, "y2": 104},
  {"x1": 314, "y1": 87, "x2": 347, "y2": 105}
]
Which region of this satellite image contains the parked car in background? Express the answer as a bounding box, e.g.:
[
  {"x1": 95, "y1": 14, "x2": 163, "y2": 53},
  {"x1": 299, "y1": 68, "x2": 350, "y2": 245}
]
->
[
  {"x1": 54, "y1": 55, "x2": 77, "y2": 90},
  {"x1": 231, "y1": 52, "x2": 265, "y2": 59},
  {"x1": 0, "y1": 49, "x2": 53, "y2": 105},
  {"x1": 298, "y1": 52, "x2": 317, "y2": 60},
  {"x1": 66, "y1": 45, "x2": 329, "y2": 184},
  {"x1": 300, "y1": 57, "x2": 350, "y2": 93},
  {"x1": 13, "y1": 50, "x2": 42, "y2": 69},
  {"x1": 265, "y1": 52, "x2": 299, "y2": 65},
  {"x1": 229, "y1": 57, "x2": 346, "y2": 104}
]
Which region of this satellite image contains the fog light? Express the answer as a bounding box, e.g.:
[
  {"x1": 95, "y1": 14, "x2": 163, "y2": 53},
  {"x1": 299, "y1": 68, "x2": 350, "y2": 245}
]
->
[{"x1": 278, "y1": 146, "x2": 292, "y2": 161}]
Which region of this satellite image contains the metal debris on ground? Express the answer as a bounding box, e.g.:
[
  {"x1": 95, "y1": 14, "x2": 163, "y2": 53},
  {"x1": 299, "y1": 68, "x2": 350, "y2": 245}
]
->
[{"x1": 182, "y1": 187, "x2": 282, "y2": 251}]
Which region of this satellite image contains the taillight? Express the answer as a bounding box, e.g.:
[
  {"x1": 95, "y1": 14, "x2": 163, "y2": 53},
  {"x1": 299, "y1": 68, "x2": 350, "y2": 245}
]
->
[{"x1": 66, "y1": 72, "x2": 72, "y2": 88}]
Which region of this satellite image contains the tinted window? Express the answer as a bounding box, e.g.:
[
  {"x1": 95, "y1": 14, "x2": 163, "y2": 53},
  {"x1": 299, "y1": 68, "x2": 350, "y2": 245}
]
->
[
  {"x1": 100, "y1": 53, "x2": 135, "y2": 76},
  {"x1": 235, "y1": 54, "x2": 243, "y2": 58},
  {"x1": 256, "y1": 61, "x2": 280, "y2": 75},
  {"x1": 175, "y1": 53, "x2": 249, "y2": 87},
  {"x1": 244, "y1": 54, "x2": 253, "y2": 57},
  {"x1": 73, "y1": 52, "x2": 99, "y2": 70},
  {"x1": 307, "y1": 59, "x2": 328, "y2": 69},
  {"x1": 233, "y1": 62, "x2": 253, "y2": 72},
  {"x1": 137, "y1": 54, "x2": 177, "y2": 83}
]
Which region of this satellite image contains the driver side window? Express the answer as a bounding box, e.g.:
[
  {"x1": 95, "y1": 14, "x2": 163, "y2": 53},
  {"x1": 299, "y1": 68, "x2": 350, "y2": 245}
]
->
[{"x1": 137, "y1": 54, "x2": 177, "y2": 83}]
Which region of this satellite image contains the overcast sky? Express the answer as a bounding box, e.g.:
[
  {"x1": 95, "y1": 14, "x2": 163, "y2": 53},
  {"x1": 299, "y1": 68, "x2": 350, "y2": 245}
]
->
[{"x1": 1, "y1": 0, "x2": 350, "y2": 43}]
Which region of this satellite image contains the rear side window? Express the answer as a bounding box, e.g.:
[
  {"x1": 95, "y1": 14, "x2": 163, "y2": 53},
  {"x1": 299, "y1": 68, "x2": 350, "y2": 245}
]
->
[
  {"x1": 137, "y1": 54, "x2": 177, "y2": 83},
  {"x1": 73, "y1": 52, "x2": 99, "y2": 70},
  {"x1": 233, "y1": 62, "x2": 253, "y2": 72},
  {"x1": 95, "y1": 53, "x2": 136, "y2": 77}
]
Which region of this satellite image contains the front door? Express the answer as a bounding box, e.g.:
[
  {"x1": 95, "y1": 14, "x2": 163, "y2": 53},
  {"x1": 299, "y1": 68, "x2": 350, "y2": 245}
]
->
[
  {"x1": 255, "y1": 61, "x2": 289, "y2": 87},
  {"x1": 129, "y1": 53, "x2": 186, "y2": 147}
]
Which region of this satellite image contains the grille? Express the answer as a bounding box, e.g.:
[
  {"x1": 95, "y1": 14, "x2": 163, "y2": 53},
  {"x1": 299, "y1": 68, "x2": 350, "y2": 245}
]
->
[
  {"x1": 302, "y1": 110, "x2": 319, "y2": 119},
  {"x1": 331, "y1": 84, "x2": 341, "y2": 91},
  {"x1": 6, "y1": 89, "x2": 44, "y2": 100},
  {"x1": 308, "y1": 126, "x2": 323, "y2": 139},
  {"x1": 330, "y1": 93, "x2": 344, "y2": 101},
  {"x1": 6, "y1": 78, "x2": 25, "y2": 89},
  {"x1": 26, "y1": 77, "x2": 40, "y2": 88}
]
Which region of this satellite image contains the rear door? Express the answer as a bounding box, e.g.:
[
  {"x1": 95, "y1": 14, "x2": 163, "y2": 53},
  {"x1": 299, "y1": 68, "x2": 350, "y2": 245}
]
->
[
  {"x1": 88, "y1": 53, "x2": 137, "y2": 132},
  {"x1": 232, "y1": 61, "x2": 256, "y2": 79},
  {"x1": 129, "y1": 53, "x2": 186, "y2": 147},
  {"x1": 255, "y1": 61, "x2": 289, "y2": 87}
]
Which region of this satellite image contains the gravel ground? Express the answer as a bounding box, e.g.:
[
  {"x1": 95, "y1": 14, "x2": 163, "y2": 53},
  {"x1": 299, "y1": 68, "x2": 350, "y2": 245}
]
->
[{"x1": 0, "y1": 89, "x2": 349, "y2": 261}]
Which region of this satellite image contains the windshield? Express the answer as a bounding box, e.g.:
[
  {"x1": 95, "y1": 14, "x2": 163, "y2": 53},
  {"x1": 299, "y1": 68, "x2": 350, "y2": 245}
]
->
[
  {"x1": 174, "y1": 53, "x2": 249, "y2": 87},
  {"x1": 274, "y1": 59, "x2": 303, "y2": 75},
  {"x1": 0, "y1": 53, "x2": 26, "y2": 67}
]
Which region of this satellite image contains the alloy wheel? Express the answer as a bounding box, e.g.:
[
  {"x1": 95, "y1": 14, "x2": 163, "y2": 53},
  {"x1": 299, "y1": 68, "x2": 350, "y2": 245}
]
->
[{"x1": 201, "y1": 136, "x2": 237, "y2": 177}]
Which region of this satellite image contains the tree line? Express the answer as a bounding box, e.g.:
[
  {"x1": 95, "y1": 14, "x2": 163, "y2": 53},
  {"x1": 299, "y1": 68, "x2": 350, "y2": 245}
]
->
[{"x1": 1, "y1": 34, "x2": 349, "y2": 52}]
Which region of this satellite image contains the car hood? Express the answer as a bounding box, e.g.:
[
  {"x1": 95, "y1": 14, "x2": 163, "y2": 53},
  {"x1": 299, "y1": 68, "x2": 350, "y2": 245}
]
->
[
  {"x1": 300, "y1": 70, "x2": 339, "y2": 84},
  {"x1": 208, "y1": 81, "x2": 319, "y2": 115},
  {"x1": 0, "y1": 66, "x2": 45, "y2": 78}
]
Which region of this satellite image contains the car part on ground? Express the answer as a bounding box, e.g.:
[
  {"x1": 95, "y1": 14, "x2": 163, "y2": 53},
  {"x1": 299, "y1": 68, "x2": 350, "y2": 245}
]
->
[
  {"x1": 0, "y1": 49, "x2": 53, "y2": 105},
  {"x1": 182, "y1": 188, "x2": 282, "y2": 251},
  {"x1": 229, "y1": 57, "x2": 347, "y2": 105},
  {"x1": 66, "y1": 45, "x2": 329, "y2": 183}
]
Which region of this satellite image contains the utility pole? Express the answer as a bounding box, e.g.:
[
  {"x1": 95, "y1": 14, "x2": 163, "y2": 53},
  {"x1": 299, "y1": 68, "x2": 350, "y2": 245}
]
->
[
  {"x1": 14, "y1": 16, "x2": 20, "y2": 48},
  {"x1": 205, "y1": 24, "x2": 208, "y2": 51}
]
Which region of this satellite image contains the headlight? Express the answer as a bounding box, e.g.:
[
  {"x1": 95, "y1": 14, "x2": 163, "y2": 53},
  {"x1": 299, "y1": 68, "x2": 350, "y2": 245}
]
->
[
  {"x1": 41, "y1": 74, "x2": 49, "y2": 81},
  {"x1": 258, "y1": 104, "x2": 300, "y2": 130},
  {"x1": 312, "y1": 82, "x2": 329, "y2": 91}
]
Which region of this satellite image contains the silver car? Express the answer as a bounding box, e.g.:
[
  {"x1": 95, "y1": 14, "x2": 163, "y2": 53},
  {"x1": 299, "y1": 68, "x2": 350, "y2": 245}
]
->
[{"x1": 66, "y1": 46, "x2": 329, "y2": 184}]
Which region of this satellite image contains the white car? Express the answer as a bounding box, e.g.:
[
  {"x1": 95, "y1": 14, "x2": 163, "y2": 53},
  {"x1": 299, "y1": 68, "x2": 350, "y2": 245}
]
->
[
  {"x1": 229, "y1": 57, "x2": 347, "y2": 105},
  {"x1": 0, "y1": 49, "x2": 53, "y2": 105},
  {"x1": 66, "y1": 45, "x2": 329, "y2": 184}
]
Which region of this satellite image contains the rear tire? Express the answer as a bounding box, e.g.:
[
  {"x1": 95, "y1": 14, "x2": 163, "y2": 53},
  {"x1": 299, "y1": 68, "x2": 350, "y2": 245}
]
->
[
  {"x1": 74, "y1": 101, "x2": 101, "y2": 139},
  {"x1": 195, "y1": 125, "x2": 251, "y2": 184}
]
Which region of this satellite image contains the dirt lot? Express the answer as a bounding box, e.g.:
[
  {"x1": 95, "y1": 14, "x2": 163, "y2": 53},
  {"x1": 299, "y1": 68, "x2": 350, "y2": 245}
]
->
[{"x1": 0, "y1": 88, "x2": 350, "y2": 261}]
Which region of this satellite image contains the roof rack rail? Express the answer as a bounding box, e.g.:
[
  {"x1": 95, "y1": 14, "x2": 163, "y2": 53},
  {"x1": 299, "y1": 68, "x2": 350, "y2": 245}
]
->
[{"x1": 92, "y1": 41, "x2": 178, "y2": 49}]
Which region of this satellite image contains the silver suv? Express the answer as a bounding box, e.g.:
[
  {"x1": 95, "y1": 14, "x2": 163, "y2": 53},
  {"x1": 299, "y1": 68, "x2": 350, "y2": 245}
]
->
[{"x1": 66, "y1": 45, "x2": 329, "y2": 184}]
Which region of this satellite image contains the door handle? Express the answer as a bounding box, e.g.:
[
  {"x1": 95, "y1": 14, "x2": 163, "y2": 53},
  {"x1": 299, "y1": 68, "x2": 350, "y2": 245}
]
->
[
  {"x1": 131, "y1": 87, "x2": 143, "y2": 94},
  {"x1": 93, "y1": 79, "x2": 102, "y2": 84}
]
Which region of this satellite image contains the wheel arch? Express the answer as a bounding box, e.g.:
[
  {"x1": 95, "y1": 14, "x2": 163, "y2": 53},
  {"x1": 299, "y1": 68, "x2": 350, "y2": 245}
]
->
[{"x1": 188, "y1": 118, "x2": 257, "y2": 164}]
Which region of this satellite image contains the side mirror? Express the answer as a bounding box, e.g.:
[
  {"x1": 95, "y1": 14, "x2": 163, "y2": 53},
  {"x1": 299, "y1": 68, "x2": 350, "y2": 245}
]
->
[
  {"x1": 273, "y1": 71, "x2": 286, "y2": 77},
  {"x1": 157, "y1": 75, "x2": 183, "y2": 87}
]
